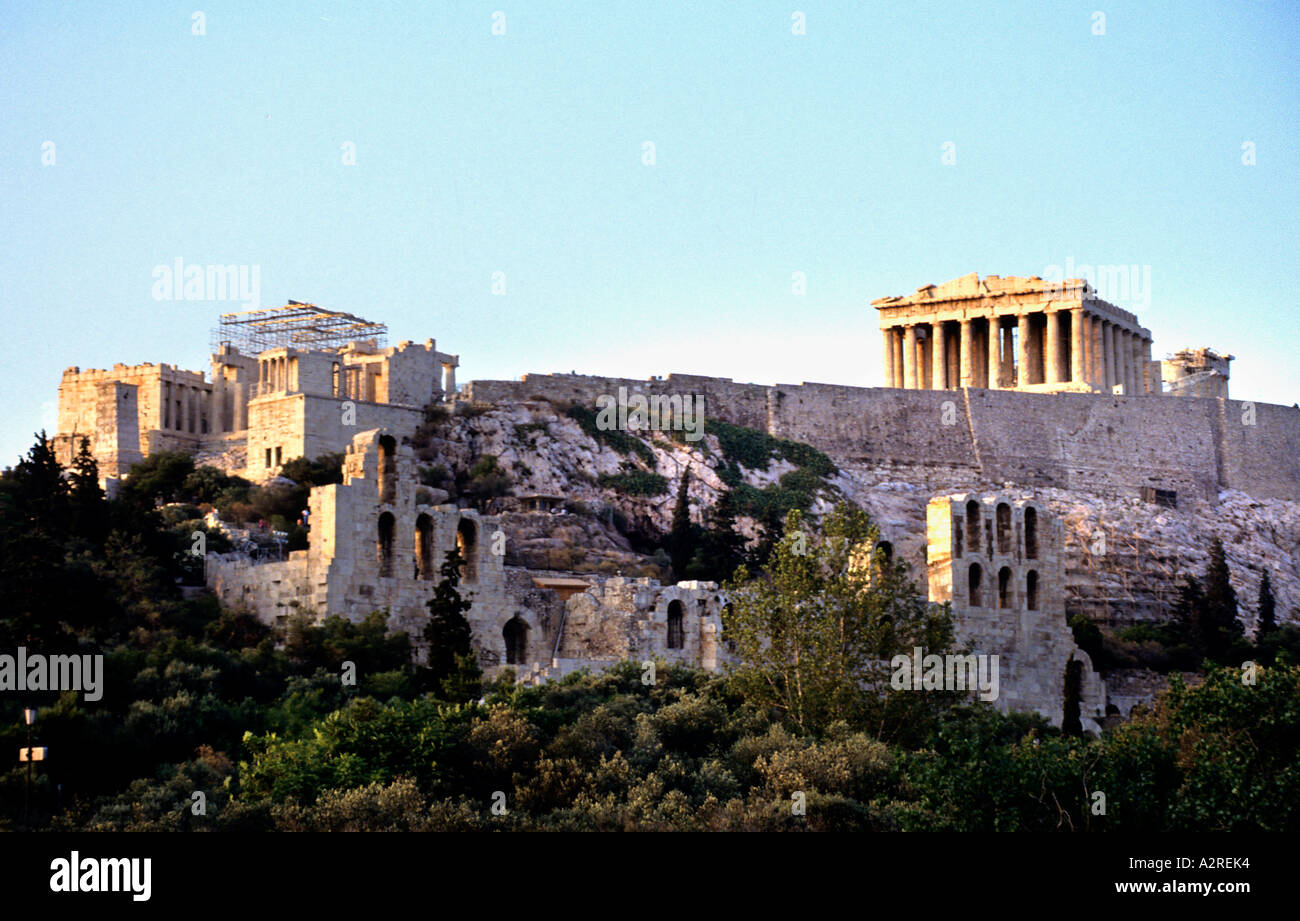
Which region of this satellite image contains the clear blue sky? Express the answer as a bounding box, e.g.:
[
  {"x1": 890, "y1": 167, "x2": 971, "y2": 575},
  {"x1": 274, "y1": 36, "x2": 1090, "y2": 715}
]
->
[{"x1": 2, "y1": 1, "x2": 1297, "y2": 467}]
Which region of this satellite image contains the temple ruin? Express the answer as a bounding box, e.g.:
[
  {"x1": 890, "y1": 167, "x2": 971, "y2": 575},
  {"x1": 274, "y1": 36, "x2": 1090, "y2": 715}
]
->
[{"x1": 874, "y1": 273, "x2": 1158, "y2": 396}]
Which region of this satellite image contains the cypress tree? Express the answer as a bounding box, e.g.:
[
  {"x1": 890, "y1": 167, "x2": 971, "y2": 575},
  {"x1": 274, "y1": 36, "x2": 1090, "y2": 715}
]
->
[
  {"x1": 423, "y1": 545, "x2": 482, "y2": 701},
  {"x1": 1258, "y1": 570, "x2": 1277, "y2": 636}
]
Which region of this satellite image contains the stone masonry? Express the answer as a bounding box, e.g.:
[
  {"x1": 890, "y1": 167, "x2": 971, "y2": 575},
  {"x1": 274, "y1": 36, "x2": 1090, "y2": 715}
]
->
[{"x1": 926, "y1": 492, "x2": 1107, "y2": 730}]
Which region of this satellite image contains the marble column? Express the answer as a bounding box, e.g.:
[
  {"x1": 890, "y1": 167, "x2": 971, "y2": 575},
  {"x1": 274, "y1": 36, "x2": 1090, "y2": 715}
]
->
[
  {"x1": 960, "y1": 319, "x2": 974, "y2": 388},
  {"x1": 903, "y1": 325, "x2": 918, "y2": 389},
  {"x1": 1070, "y1": 309, "x2": 1085, "y2": 384},
  {"x1": 1017, "y1": 314, "x2": 1031, "y2": 388},
  {"x1": 987, "y1": 318, "x2": 1002, "y2": 388},
  {"x1": 1045, "y1": 311, "x2": 1060, "y2": 384},
  {"x1": 882, "y1": 327, "x2": 895, "y2": 389},
  {"x1": 932, "y1": 323, "x2": 947, "y2": 389}
]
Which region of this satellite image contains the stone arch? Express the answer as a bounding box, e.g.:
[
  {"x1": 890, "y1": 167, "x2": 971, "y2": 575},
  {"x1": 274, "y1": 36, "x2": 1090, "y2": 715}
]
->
[
  {"x1": 968, "y1": 563, "x2": 983, "y2": 607},
  {"x1": 377, "y1": 511, "x2": 396, "y2": 578},
  {"x1": 998, "y1": 566, "x2": 1012, "y2": 609},
  {"x1": 1026, "y1": 569, "x2": 1039, "y2": 611},
  {"x1": 666, "y1": 599, "x2": 685, "y2": 650},
  {"x1": 966, "y1": 500, "x2": 981, "y2": 553},
  {"x1": 1024, "y1": 506, "x2": 1039, "y2": 559},
  {"x1": 456, "y1": 518, "x2": 478, "y2": 583},
  {"x1": 503, "y1": 615, "x2": 528, "y2": 665},
  {"x1": 416, "y1": 513, "x2": 435, "y2": 581},
  {"x1": 996, "y1": 503, "x2": 1012, "y2": 555},
  {"x1": 378, "y1": 434, "x2": 397, "y2": 505},
  {"x1": 877, "y1": 540, "x2": 894, "y2": 562}
]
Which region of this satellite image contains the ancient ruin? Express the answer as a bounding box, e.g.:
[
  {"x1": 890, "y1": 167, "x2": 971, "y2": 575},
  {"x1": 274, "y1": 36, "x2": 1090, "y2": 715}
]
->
[
  {"x1": 50, "y1": 273, "x2": 1300, "y2": 722},
  {"x1": 873, "y1": 273, "x2": 1156, "y2": 395}
]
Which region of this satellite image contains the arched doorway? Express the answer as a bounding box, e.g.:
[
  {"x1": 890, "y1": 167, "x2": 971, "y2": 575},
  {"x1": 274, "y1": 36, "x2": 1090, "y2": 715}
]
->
[
  {"x1": 1026, "y1": 570, "x2": 1039, "y2": 611},
  {"x1": 998, "y1": 566, "x2": 1012, "y2": 608},
  {"x1": 377, "y1": 511, "x2": 395, "y2": 578},
  {"x1": 456, "y1": 518, "x2": 478, "y2": 583},
  {"x1": 1025, "y1": 507, "x2": 1038, "y2": 559},
  {"x1": 968, "y1": 563, "x2": 983, "y2": 607},
  {"x1": 416, "y1": 513, "x2": 434, "y2": 580},
  {"x1": 666, "y1": 600, "x2": 684, "y2": 650},
  {"x1": 503, "y1": 616, "x2": 528, "y2": 665},
  {"x1": 378, "y1": 434, "x2": 397, "y2": 505}
]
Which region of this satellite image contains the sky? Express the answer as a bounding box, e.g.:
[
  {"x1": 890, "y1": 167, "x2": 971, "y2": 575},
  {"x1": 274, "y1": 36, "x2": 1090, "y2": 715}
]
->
[{"x1": 2, "y1": 1, "x2": 1297, "y2": 468}]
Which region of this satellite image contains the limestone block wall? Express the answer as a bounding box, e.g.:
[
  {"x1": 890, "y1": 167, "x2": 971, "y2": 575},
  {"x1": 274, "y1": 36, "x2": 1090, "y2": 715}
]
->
[
  {"x1": 465, "y1": 372, "x2": 1300, "y2": 502},
  {"x1": 928, "y1": 492, "x2": 1107, "y2": 729}
]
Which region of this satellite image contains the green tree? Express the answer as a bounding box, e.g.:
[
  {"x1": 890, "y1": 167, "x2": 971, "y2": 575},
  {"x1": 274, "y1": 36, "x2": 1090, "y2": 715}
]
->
[
  {"x1": 665, "y1": 470, "x2": 699, "y2": 580},
  {"x1": 423, "y1": 546, "x2": 482, "y2": 702},
  {"x1": 68, "y1": 437, "x2": 107, "y2": 545},
  {"x1": 120, "y1": 451, "x2": 195, "y2": 507},
  {"x1": 721, "y1": 503, "x2": 954, "y2": 739},
  {"x1": 1258, "y1": 570, "x2": 1277, "y2": 637},
  {"x1": 687, "y1": 488, "x2": 745, "y2": 583}
]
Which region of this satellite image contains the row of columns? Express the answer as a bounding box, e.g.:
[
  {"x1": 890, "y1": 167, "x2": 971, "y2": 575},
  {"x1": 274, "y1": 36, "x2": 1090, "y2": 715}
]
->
[
  {"x1": 259, "y1": 355, "x2": 295, "y2": 394},
  {"x1": 161, "y1": 380, "x2": 210, "y2": 435},
  {"x1": 881, "y1": 309, "x2": 1153, "y2": 394}
]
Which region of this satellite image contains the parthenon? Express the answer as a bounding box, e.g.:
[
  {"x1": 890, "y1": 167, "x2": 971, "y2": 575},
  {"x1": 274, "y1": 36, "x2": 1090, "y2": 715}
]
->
[{"x1": 873, "y1": 273, "x2": 1156, "y2": 395}]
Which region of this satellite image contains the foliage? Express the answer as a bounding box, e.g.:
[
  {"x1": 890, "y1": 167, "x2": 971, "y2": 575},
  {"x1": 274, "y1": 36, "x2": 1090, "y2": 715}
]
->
[
  {"x1": 423, "y1": 547, "x2": 483, "y2": 702},
  {"x1": 563, "y1": 403, "x2": 656, "y2": 466},
  {"x1": 597, "y1": 471, "x2": 668, "y2": 497},
  {"x1": 722, "y1": 504, "x2": 955, "y2": 740}
]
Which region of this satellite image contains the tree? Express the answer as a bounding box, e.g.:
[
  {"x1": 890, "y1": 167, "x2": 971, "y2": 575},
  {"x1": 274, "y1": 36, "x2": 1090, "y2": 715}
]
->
[
  {"x1": 1198, "y1": 537, "x2": 1245, "y2": 664},
  {"x1": 687, "y1": 488, "x2": 745, "y2": 583},
  {"x1": 68, "y1": 437, "x2": 107, "y2": 546},
  {"x1": 423, "y1": 546, "x2": 482, "y2": 701},
  {"x1": 721, "y1": 503, "x2": 955, "y2": 739},
  {"x1": 665, "y1": 469, "x2": 698, "y2": 581},
  {"x1": 1061, "y1": 658, "x2": 1083, "y2": 736},
  {"x1": 1258, "y1": 571, "x2": 1277, "y2": 637},
  {"x1": 120, "y1": 451, "x2": 195, "y2": 507}
]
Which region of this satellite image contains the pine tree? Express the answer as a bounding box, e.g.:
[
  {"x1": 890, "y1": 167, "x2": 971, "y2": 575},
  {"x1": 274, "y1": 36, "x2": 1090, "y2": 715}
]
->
[
  {"x1": 1258, "y1": 571, "x2": 1277, "y2": 636},
  {"x1": 688, "y1": 488, "x2": 745, "y2": 582},
  {"x1": 423, "y1": 545, "x2": 482, "y2": 701},
  {"x1": 666, "y1": 469, "x2": 698, "y2": 581},
  {"x1": 69, "y1": 437, "x2": 107, "y2": 546},
  {"x1": 1201, "y1": 536, "x2": 1244, "y2": 663},
  {"x1": 1061, "y1": 658, "x2": 1083, "y2": 736}
]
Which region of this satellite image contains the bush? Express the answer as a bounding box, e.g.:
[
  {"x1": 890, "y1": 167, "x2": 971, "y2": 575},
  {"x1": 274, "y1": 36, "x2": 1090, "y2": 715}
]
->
[{"x1": 598, "y1": 471, "x2": 668, "y2": 497}]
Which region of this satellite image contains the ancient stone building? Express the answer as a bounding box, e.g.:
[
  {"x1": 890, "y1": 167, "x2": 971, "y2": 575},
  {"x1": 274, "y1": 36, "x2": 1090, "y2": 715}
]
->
[
  {"x1": 925, "y1": 492, "x2": 1107, "y2": 730},
  {"x1": 54, "y1": 303, "x2": 459, "y2": 481},
  {"x1": 873, "y1": 273, "x2": 1157, "y2": 396},
  {"x1": 1162, "y1": 347, "x2": 1232, "y2": 399},
  {"x1": 205, "y1": 429, "x2": 728, "y2": 682}
]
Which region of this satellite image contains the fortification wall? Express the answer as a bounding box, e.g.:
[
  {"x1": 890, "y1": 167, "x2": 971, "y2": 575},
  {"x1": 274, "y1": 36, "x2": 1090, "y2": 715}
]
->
[{"x1": 466, "y1": 374, "x2": 1300, "y2": 502}]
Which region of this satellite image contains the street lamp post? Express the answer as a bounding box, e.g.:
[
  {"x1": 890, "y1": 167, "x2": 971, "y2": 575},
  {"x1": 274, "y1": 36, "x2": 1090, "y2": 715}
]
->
[{"x1": 23, "y1": 707, "x2": 35, "y2": 828}]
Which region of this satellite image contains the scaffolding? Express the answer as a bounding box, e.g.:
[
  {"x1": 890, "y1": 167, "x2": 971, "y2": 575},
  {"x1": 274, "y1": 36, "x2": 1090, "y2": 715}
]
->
[{"x1": 210, "y1": 301, "x2": 388, "y2": 355}]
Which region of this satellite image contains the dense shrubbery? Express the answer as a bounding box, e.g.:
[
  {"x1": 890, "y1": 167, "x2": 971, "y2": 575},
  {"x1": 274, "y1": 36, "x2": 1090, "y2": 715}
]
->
[{"x1": 597, "y1": 470, "x2": 668, "y2": 497}]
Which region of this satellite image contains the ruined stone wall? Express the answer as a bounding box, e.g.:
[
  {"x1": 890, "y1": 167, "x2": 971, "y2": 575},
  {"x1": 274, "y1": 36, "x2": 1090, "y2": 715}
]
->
[{"x1": 927, "y1": 493, "x2": 1107, "y2": 729}]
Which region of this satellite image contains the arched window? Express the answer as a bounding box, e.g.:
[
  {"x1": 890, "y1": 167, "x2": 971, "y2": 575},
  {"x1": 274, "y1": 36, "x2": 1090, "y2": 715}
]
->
[
  {"x1": 1026, "y1": 570, "x2": 1039, "y2": 611},
  {"x1": 1025, "y1": 507, "x2": 1038, "y2": 559},
  {"x1": 877, "y1": 540, "x2": 894, "y2": 562},
  {"x1": 378, "y1": 435, "x2": 397, "y2": 505},
  {"x1": 998, "y1": 566, "x2": 1012, "y2": 609},
  {"x1": 377, "y1": 512, "x2": 395, "y2": 578},
  {"x1": 968, "y1": 563, "x2": 983, "y2": 607},
  {"x1": 966, "y1": 500, "x2": 981, "y2": 553},
  {"x1": 996, "y1": 503, "x2": 1012, "y2": 555},
  {"x1": 503, "y1": 616, "x2": 528, "y2": 665},
  {"x1": 416, "y1": 513, "x2": 434, "y2": 581},
  {"x1": 667, "y1": 600, "x2": 685, "y2": 650},
  {"x1": 456, "y1": 518, "x2": 478, "y2": 583}
]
